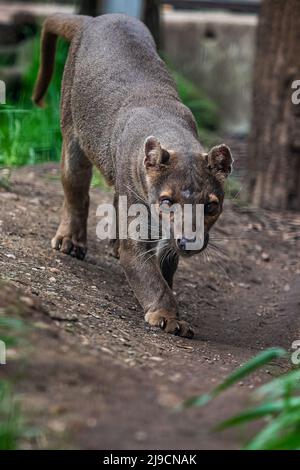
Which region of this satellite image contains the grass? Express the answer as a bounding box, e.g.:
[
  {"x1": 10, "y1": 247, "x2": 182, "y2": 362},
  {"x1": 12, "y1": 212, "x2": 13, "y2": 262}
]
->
[
  {"x1": 0, "y1": 381, "x2": 22, "y2": 450},
  {"x1": 0, "y1": 168, "x2": 11, "y2": 190},
  {"x1": 0, "y1": 312, "x2": 27, "y2": 449},
  {"x1": 0, "y1": 37, "x2": 68, "y2": 167},
  {"x1": 184, "y1": 348, "x2": 300, "y2": 450}
]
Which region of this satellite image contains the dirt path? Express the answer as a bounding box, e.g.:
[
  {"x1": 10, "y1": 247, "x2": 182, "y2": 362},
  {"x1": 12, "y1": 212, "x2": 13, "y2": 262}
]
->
[{"x1": 1, "y1": 163, "x2": 300, "y2": 449}]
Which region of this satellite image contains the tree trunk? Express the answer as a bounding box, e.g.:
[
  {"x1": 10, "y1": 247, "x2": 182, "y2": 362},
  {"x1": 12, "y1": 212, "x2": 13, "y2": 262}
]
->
[
  {"x1": 247, "y1": 0, "x2": 300, "y2": 211},
  {"x1": 79, "y1": 0, "x2": 103, "y2": 16},
  {"x1": 143, "y1": 0, "x2": 161, "y2": 49}
]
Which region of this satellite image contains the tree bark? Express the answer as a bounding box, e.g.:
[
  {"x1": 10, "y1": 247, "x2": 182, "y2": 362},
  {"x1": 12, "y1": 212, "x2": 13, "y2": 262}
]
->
[
  {"x1": 143, "y1": 0, "x2": 161, "y2": 49},
  {"x1": 247, "y1": 0, "x2": 300, "y2": 211},
  {"x1": 79, "y1": 0, "x2": 103, "y2": 16}
]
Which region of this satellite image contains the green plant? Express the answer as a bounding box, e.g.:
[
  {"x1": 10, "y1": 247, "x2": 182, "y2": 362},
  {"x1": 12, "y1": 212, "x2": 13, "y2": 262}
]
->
[
  {"x1": 0, "y1": 168, "x2": 11, "y2": 190},
  {"x1": 0, "y1": 308, "x2": 27, "y2": 449},
  {"x1": 0, "y1": 381, "x2": 22, "y2": 450},
  {"x1": 0, "y1": 314, "x2": 26, "y2": 347},
  {"x1": 184, "y1": 348, "x2": 300, "y2": 450},
  {"x1": 0, "y1": 36, "x2": 68, "y2": 167},
  {"x1": 171, "y1": 71, "x2": 221, "y2": 148},
  {"x1": 165, "y1": 63, "x2": 221, "y2": 149},
  {"x1": 172, "y1": 71, "x2": 220, "y2": 133}
]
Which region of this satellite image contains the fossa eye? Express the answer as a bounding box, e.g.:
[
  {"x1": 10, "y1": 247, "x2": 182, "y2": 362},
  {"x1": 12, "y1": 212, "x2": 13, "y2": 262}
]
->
[
  {"x1": 159, "y1": 198, "x2": 173, "y2": 206},
  {"x1": 204, "y1": 201, "x2": 219, "y2": 216}
]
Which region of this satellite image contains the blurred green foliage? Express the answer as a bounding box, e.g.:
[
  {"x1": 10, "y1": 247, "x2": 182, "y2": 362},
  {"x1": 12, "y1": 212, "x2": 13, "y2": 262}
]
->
[
  {"x1": 0, "y1": 381, "x2": 22, "y2": 450},
  {"x1": 0, "y1": 37, "x2": 68, "y2": 167},
  {"x1": 172, "y1": 72, "x2": 221, "y2": 149},
  {"x1": 185, "y1": 347, "x2": 300, "y2": 450},
  {"x1": 0, "y1": 309, "x2": 27, "y2": 449},
  {"x1": 172, "y1": 71, "x2": 220, "y2": 132}
]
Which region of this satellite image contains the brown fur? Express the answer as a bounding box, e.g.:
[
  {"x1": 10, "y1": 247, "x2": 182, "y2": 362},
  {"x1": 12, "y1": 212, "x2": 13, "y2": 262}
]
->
[{"x1": 34, "y1": 13, "x2": 233, "y2": 338}]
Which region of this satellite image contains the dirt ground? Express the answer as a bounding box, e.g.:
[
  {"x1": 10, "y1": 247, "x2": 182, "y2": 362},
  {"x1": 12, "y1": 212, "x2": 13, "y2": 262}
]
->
[{"x1": 1, "y1": 155, "x2": 300, "y2": 449}]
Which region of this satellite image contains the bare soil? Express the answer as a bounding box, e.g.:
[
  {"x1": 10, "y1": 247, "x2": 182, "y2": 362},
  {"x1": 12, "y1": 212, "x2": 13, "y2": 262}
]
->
[{"x1": 0, "y1": 161, "x2": 300, "y2": 449}]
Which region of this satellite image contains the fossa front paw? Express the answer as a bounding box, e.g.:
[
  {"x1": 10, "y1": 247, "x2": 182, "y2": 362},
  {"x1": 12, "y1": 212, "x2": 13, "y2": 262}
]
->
[{"x1": 145, "y1": 309, "x2": 194, "y2": 339}]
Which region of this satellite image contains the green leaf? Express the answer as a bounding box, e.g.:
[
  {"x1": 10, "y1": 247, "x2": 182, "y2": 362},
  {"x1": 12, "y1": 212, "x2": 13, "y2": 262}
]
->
[
  {"x1": 255, "y1": 369, "x2": 300, "y2": 400},
  {"x1": 184, "y1": 348, "x2": 286, "y2": 408},
  {"x1": 183, "y1": 393, "x2": 212, "y2": 408},
  {"x1": 214, "y1": 348, "x2": 286, "y2": 394},
  {"x1": 217, "y1": 397, "x2": 300, "y2": 430},
  {"x1": 245, "y1": 408, "x2": 300, "y2": 450},
  {"x1": 264, "y1": 430, "x2": 300, "y2": 451}
]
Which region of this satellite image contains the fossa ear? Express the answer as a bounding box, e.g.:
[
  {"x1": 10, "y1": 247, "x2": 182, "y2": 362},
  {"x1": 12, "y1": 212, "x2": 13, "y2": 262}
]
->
[
  {"x1": 144, "y1": 136, "x2": 170, "y2": 170},
  {"x1": 204, "y1": 144, "x2": 233, "y2": 181}
]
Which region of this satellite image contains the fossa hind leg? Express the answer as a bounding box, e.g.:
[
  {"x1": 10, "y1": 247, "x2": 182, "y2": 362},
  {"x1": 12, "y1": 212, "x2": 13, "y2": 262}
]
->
[
  {"x1": 51, "y1": 136, "x2": 92, "y2": 259},
  {"x1": 51, "y1": 38, "x2": 92, "y2": 260}
]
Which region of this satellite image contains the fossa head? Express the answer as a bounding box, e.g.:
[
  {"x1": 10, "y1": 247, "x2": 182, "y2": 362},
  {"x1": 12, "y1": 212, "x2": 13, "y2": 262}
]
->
[{"x1": 143, "y1": 136, "x2": 233, "y2": 256}]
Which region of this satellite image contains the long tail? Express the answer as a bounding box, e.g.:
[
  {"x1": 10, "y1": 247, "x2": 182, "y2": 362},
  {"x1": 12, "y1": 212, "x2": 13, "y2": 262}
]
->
[{"x1": 32, "y1": 14, "x2": 86, "y2": 107}]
